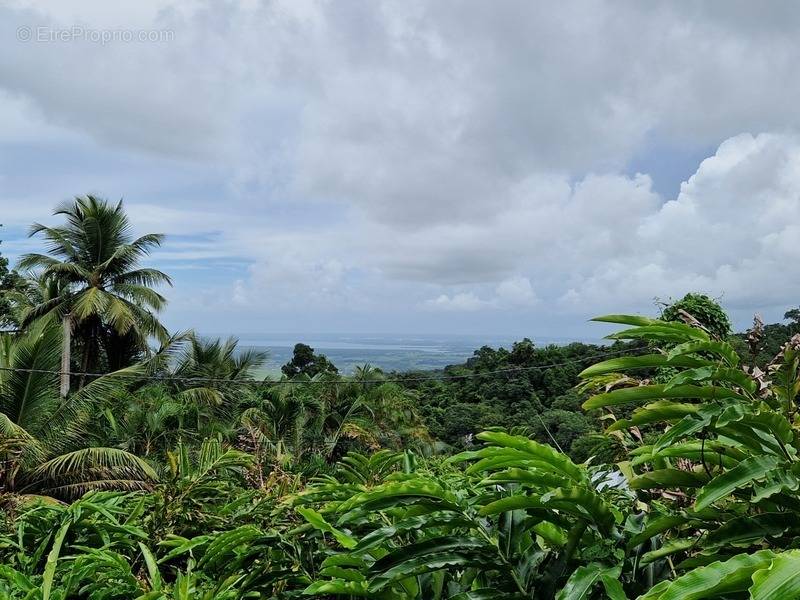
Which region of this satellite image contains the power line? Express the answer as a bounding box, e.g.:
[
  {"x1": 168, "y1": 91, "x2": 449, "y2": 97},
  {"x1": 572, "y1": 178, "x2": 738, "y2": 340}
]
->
[{"x1": 0, "y1": 346, "x2": 641, "y2": 386}]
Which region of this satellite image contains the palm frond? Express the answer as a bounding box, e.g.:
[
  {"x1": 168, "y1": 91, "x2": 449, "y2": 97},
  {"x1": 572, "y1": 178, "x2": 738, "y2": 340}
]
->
[{"x1": 28, "y1": 447, "x2": 157, "y2": 488}]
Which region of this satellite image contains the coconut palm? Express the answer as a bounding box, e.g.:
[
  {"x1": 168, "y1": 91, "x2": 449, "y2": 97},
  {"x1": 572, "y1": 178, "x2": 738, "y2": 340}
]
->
[
  {"x1": 17, "y1": 195, "x2": 172, "y2": 391},
  {"x1": 164, "y1": 334, "x2": 267, "y2": 436},
  {"x1": 297, "y1": 372, "x2": 429, "y2": 460},
  {"x1": 239, "y1": 385, "x2": 305, "y2": 469},
  {"x1": 0, "y1": 322, "x2": 155, "y2": 499}
]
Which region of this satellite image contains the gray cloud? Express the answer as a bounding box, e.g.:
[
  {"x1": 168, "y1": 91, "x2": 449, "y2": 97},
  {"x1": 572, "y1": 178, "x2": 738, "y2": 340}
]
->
[{"x1": 3, "y1": 1, "x2": 800, "y2": 333}]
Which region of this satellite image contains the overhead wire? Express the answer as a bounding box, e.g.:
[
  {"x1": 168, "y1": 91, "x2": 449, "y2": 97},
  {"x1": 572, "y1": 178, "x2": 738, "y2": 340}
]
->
[{"x1": 0, "y1": 346, "x2": 642, "y2": 386}]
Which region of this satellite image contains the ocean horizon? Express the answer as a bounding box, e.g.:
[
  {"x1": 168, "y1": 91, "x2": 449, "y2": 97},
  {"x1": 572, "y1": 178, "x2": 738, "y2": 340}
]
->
[{"x1": 201, "y1": 332, "x2": 609, "y2": 375}]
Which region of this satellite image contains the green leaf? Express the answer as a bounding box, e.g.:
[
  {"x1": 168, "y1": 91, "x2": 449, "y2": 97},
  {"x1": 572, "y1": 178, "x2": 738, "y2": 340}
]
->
[
  {"x1": 42, "y1": 521, "x2": 70, "y2": 600},
  {"x1": 653, "y1": 411, "x2": 715, "y2": 452},
  {"x1": 750, "y1": 550, "x2": 800, "y2": 600},
  {"x1": 607, "y1": 323, "x2": 709, "y2": 343},
  {"x1": 336, "y1": 480, "x2": 460, "y2": 515},
  {"x1": 297, "y1": 508, "x2": 357, "y2": 549},
  {"x1": 667, "y1": 341, "x2": 740, "y2": 368},
  {"x1": 447, "y1": 590, "x2": 527, "y2": 599},
  {"x1": 353, "y1": 513, "x2": 474, "y2": 553},
  {"x1": 707, "y1": 513, "x2": 791, "y2": 548},
  {"x1": 479, "y1": 487, "x2": 615, "y2": 532},
  {"x1": 695, "y1": 456, "x2": 782, "y2": 510},
  {"x1": 138, "y1": 542, "x2": 162, "y2": 591},
  {"x1": 601, "y1": 575, "x2": 628, "y2": 600},
  {"x1": 556, "y1": 563, "x2": 622, "y2": 600},
  {"x1": 640, "y1": 538, "x2": 696, "y2": 565},
  {"x1": 303, "y1": 580, "x2": 370, "y2": 596},
  {"x1": 368, "y1": 537, "x2": 496, "y2": 590},
  {"x1": 590, "y1": 314, "x2": 659, "y2": 326},
  {"x1": 607, "y1": 401, "x2": 699, "y2": 432},
  {"x1": 637, "y1": 550, "x2": 776, "y2": 599},
  {"x1": 627, "y1": 514, "x2": 691, "y2": 550},
  {"x1": 475, "y1": 431, "x2": 586, "y2": 482},
  {"x1": 580, "y1": 354, "x2": 707, "y2": 378},
  {"x1": 630, "y1": 441, "x2": 744, "y2": 469},
  {"x1": 583, "y1": 384, "x2": 748, "y2": 411},
  {"x1": 629, "y1": 469, "x2": 706, "y2": 490},
  {"x1": 479, "y1": 467, "x2": 573, "y2": 490}
]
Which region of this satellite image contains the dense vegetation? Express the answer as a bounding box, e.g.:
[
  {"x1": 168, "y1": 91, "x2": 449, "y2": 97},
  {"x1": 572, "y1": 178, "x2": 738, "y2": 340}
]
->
[{"x1": 2, "y1": 196, "x2": 800, "y2": 598}]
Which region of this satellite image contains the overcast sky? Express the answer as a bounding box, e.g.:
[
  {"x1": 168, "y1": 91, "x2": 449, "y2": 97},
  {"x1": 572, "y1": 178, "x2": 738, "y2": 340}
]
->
[{"x1": 2, "y1": 1, "x2": 800, "y2": 338}]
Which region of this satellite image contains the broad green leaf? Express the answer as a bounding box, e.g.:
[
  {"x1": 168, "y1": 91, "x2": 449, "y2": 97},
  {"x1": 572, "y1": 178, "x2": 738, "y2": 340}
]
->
[
  {"x1": 556, "y1": 563, "x2": 621, "y2": 600},
  {"x1": 475, "y1": 431, "x2": 585, "y2": 482},
  {"x1": 707, "y1": 513, "x2": 791, "y2": 548},
  {"x1": 480, "y1": 487, "x2": 615, "y2": 532},
  {"x1": 695, "y1": 456, "x2": 781, "y2": 510},
  {"x1": 601, "y1": 574, "x2": 628, "y2": 600},
  {"x1": 447, "y1": 590, "x2": 528, "y2": 599},
  {"x1": 752, "y1": 470, "x2": 800, "y2": 503},
  {"x1": 627, "y1": 514, "x2": 691, "y2": 550},
  {"x1": 637, "y1": 551, "x2": 776, "y2": 600},
  {"x1": 667, "y1": 341, "x2": 740, "y2": 368},
  {"x1": 368, "y1": 537, "x2": 496, "y2": 590},
  {"x1": 653, "y1": 411, "x2": 715, "y2": 452},
  {"x1": 629, "y1": 469, "x2": 706, "y2": 490},
  {"x1": 304, "y1": 580, "x2": 370, "y2": 596},
  {"x1": 138, "y1": 542, "x2": 162, "y2": 591},
  {"x1": 353, "y1": 513, "x2": 473, "y2": 552},
  {"x1": 583, "y1": 384, "x2": 748, "y2": 411},
  {"x1": 336, "y1": 480, "x2": 460, "y2": 515},
  {"x1": 630, "y1": 442, "x2": 744, "y2": 469},
  {"x1": 590, "y1": 315, "x2": 659, "y2": 326},
  {"x1": 606, "y1": 322, "x2": 709, "y2": 343},
  {"x1": 750, "y1": 550, "x2": 800, "y2": 600},
  {"x1": 608, "y1": 401, "x2": 699, "y2": 432},
  {"x1": 580, "y1": 354, "x2": 707, "y2": 378},
  {"x1": 42, "y1": 521, "x2": 70, "y2": 600},
  {"x1": 479, "y1": 467, "x2": 573, "y2": 490},
  {"x1": 297, "y1": 508, "x2": 356, "y2": 549}
]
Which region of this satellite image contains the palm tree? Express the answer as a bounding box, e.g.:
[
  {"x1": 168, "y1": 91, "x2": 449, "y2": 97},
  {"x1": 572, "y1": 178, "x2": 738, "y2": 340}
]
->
[
  {"x1": 298, "y1": 371, "x2": 430, "y2": 460},
  {"x1": 0, "y1": 322, "x2": 155, "y2": 499},
  {"x1": 239, "y1": 385, "x2": 305, "y2": 469},
  {"x1": 17, "y1": 195, "x2": 172, "y2": 394},
  {"x1": 164, "y1": 334, "x2": 267, "y2": 437}
]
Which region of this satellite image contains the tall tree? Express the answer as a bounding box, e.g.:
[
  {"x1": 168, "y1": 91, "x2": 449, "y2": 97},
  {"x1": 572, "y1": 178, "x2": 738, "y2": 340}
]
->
[
  {"x1": 281, "y1": 343, "x2": 338, "y2": 378},
  {"x1": 17, "y1": 196, "x2": 172, "y2": 393}
]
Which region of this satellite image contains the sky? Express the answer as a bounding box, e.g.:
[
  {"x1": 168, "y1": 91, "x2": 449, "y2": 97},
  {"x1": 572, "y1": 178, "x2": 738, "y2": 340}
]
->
[{"x1": 2, "y1": 1, "x2": 800, "y2": 339}]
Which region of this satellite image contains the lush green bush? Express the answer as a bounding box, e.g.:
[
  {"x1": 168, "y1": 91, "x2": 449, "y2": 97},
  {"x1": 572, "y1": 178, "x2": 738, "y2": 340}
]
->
[{"x1": 660, "y1": 292, "x2": 732, "y2": 339}]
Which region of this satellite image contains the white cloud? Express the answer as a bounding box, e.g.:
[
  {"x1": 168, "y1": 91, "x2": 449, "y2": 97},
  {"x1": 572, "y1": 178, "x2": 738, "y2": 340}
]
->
[
  {"x1": 559, "y1": 133, "x2": 800, "y2": 313},
  {"x1": 495, "y1": 277, "x2": 538, "y2": 307},
  {"x1": 5, "y1": 3, "x2": 800, "y2": 332},
  {"x1": 423, "y1": 277, "x2": 538, "y2": 312},
  {"x1": 424, "y1": 292, "x2": 488, "y2": 312}
]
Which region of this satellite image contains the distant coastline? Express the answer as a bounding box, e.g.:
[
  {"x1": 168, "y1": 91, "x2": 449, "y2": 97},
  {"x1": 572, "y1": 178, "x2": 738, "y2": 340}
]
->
[{"x1": 204, "y1": 332, "x2": 610, "y2": 375}]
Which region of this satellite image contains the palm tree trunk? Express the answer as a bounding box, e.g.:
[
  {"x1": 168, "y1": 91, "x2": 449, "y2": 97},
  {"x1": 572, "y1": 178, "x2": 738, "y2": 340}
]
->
[{"x1": 60, "y1": 313, "x2": 71, "y2": 398}]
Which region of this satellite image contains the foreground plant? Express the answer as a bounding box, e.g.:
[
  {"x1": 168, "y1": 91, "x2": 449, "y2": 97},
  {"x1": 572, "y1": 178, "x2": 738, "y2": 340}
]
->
[
  {"x1": 580, "y1": 314, "x2": 800, "y2": 599},
  {"x1": 298, "y1": 431, "x2": 633, "y2": 599},
  {"x1": 0, "y1": 323, "x2": 155, "y2": 500}
]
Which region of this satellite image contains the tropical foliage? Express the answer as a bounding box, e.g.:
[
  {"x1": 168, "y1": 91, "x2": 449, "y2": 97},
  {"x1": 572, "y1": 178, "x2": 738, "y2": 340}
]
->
[
  {"x1": 17, "y1": 196, "x2": 172, "y2": 380},
  {"x1": 4, "y1": 198, "x2": 800, "y2": 598}
]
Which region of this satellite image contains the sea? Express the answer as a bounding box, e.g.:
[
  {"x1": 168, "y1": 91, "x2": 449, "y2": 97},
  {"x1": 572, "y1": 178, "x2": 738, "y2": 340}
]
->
[{"x1": 214, "y1": 332, "x2": 602, "y2": 375}]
